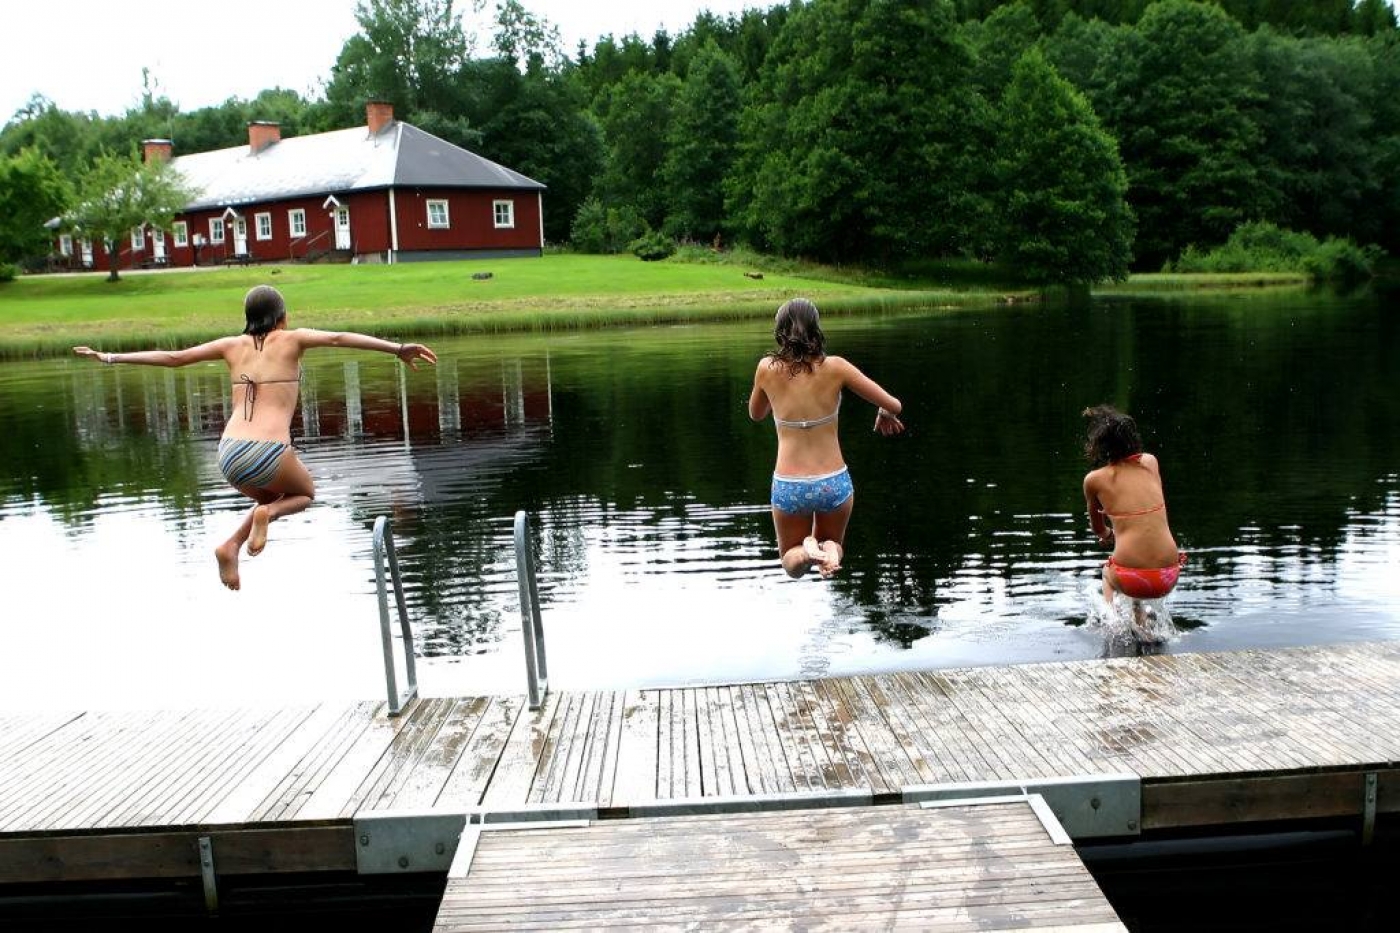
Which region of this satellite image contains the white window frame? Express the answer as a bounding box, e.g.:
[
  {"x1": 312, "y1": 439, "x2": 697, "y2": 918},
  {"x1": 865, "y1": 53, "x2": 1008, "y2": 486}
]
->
[
  {"x1": 59, "y1": 234, "x2": 73, "y2": 256},
  {"x1": 209, "y1": 217, "x2": 225, "y2": 244},
  {"x1": 493, "y1": 199, "x2": 515, "y2": 229},
  {"x1": 131, "y1": 226, "x2": 146, "y2": 250},
  {"x1": 426, "y1": 199, "x2": 450, "y2": 229},
  {"x1": 172, "y1": 221, "x2": 188, "y2": 247},
  {"x1": 288, "y1": 208, "x2": 306, "y2": 238},
  {"x1": 255, "y1": 212, "x2": 272, "y2": 241}
]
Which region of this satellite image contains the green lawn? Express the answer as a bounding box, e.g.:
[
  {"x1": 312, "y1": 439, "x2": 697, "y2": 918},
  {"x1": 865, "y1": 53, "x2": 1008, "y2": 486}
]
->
[
  {"x1": 0, "y1": 254, "x2": 1309, "y2": 359},
  {"x1": 0, "y1": 254, "x2": 998, "y2": 357}
]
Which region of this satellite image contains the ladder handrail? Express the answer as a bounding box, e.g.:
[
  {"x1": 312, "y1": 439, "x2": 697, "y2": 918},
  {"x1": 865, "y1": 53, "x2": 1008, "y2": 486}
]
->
[
  {"x1": 514, "y1": 510, "x2": 550, "y2": 710},
  {"x1": 373, "y1": 516, "x2": 418, "y2": 716}
]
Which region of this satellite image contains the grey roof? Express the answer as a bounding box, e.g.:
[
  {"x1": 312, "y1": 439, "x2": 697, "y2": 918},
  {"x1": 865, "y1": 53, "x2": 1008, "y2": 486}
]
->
[{"x1": 174, "y1": 121, "x2": 544, "y2": 211}]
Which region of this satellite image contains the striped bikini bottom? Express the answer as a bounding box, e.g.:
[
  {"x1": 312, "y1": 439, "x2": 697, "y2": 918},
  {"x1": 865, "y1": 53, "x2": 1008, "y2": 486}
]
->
[{"x1": 217, "y1": 437, "x2": 289, "y2": 489}]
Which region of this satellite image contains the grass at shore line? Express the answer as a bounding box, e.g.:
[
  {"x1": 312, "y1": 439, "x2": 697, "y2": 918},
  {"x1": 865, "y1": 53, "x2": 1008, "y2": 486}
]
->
[
  {"x1": 0, "y1": 254, "x2": 1309, "y2": 359},
  {"x1": 1094, "y1": 271, "x2": 1310, "y2": 292}
]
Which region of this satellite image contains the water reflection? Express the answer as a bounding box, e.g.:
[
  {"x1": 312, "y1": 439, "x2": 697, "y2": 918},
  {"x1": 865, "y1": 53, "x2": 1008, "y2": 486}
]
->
[{"x1": 0, "y1": 294, "x2": 1397, "y2": 708}]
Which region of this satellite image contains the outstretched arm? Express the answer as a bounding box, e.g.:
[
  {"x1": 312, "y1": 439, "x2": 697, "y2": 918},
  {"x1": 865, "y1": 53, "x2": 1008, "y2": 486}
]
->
[
  {"x1": 834, "y1": 357, "x2": 904, "y2": 435},
  {"x1": 73, "y1": 337, "x2": 235, "y2": 368},
  {"x1": 294, "y1": 329, "x2": 437, "y2": 369}
]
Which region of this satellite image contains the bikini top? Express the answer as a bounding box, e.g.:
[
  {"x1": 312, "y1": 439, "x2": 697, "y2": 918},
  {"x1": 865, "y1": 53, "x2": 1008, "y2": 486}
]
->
[
  {"x1": 773, "y1": 393, "x2": 841, "y2": 430},
  {"x1": 1103, "y1": 453, "x2": 1165, "y2": 519},
  {"x1": 233, "y1": 370, "x2": 302, "y2": 420}
]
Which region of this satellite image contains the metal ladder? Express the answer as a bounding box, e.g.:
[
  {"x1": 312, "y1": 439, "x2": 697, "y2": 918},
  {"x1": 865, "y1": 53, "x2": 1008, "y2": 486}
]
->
[{"x1": 372, "y1": 511, "x2": 549, "y2": 716}]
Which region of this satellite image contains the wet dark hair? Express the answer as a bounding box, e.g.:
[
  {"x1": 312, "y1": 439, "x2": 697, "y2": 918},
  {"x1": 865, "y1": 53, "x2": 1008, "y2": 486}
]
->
[
  {"x1": 243, "y1": 285, "x2": 286, "y2": 348},
  {"x1": 1083, "y1": 404, "x2": 1143, "y2": 467},
  {"x1": 767, "y1": 297, "x2": 826, "y2": 377}
]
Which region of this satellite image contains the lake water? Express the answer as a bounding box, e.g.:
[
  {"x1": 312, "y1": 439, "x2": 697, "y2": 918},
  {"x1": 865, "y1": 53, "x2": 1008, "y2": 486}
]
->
[{"x1": 1, "y1": 290, "x2": 1396, "y2": 709}]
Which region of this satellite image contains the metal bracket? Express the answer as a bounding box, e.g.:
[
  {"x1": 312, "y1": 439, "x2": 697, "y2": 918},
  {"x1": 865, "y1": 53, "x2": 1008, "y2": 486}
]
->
[
  {"x1": 198, "y1": 835, "x2": 218, "y2": 913},
  {"x1": 1363, "y1": 772, "x2": 1378, "y2": 846},
  {"x1": 904, "y1": 772, "x2": 1141, "y2": 839},
  {"x1": 919, "y1": 793, "x2": 1073, "y2": 846},
  {"x1": 627, "y1": 788, "x2": 874, "y2": 819},
  {"x1": 478, "y1": 802, "x2": 598, "y2": 824},
  {"x1": 354, "y1": 810, "x2": 468, "y2": 874}
]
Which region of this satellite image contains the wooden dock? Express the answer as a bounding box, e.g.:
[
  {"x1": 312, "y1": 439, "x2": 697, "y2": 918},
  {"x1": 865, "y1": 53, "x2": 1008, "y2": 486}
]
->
[
  {"x1": 436, "y1": 802, "x2": 1127, "y2": 932},
  {"x1": 1, "y1": 641, "x2": 1397, "y2": 920}
]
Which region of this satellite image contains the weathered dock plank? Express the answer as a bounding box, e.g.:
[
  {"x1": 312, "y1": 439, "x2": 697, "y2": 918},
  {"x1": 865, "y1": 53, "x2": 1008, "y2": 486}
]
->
[{"x1": 434, "y1": 802, "x2": 1126, "y2": 932}]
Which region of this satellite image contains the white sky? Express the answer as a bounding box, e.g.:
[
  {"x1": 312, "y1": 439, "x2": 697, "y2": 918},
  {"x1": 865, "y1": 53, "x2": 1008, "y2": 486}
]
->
[{"x1": 0, "y1": 0, "x2": 762, "y2": 121}]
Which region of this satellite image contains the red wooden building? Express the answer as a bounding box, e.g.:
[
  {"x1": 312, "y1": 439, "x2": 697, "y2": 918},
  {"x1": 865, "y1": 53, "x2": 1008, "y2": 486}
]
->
[{"x1": 54, "y1": 102, "x2": 545, "y2": 270}]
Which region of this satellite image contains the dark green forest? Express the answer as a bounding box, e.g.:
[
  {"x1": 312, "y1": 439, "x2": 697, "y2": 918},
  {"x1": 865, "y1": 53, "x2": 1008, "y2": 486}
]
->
[{"x1": 4, "y1": 0, "x2": 1398, "y2": 282}]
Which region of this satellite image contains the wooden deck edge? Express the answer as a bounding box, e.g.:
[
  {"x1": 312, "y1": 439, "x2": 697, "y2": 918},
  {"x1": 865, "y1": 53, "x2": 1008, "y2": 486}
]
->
[
  {"x1": 0, "y1": 824, "x2": 356, "y2": 885},
  {"x1": 1141, "y1": 767, "x2": 1400, "y2": 831}
]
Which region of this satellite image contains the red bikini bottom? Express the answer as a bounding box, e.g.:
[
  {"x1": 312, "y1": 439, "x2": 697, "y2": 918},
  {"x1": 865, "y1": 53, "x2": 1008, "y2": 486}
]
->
[{"x1": 1106, "y1": 552, "x2": 1187, "y2": 599}]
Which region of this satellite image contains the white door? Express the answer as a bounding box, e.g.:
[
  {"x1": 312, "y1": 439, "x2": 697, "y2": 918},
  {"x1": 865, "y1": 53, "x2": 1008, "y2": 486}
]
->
[
  {"x1": 233, "y1": 218, "x2": 248, "y2": 256},
  {"x1": 80, "y1": 239, "x2": 93, "y2": 267},
  {"x1": 334, "y1": 207, "x2": 351, "y2": 250},
  {"x1": 152, "y1": 229, "x2": 166, "y2": 262}
]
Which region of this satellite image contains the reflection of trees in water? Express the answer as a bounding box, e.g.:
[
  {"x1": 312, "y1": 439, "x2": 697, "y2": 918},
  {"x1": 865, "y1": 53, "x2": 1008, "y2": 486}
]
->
[{"x1": 3, "y1": 297, "x2": 1399, "y2": 652}]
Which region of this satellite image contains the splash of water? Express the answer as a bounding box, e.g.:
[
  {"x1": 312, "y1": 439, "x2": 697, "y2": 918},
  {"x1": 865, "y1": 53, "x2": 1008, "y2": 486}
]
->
[{"x1": 1087, "y1": 583, "x2": 1176, "y2": 646}]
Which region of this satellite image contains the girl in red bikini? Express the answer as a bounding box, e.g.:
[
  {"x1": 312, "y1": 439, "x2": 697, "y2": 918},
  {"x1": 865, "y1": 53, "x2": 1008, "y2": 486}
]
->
[{"x1": 1082, "y1": 405, "x2": 1185, "y2": 624}]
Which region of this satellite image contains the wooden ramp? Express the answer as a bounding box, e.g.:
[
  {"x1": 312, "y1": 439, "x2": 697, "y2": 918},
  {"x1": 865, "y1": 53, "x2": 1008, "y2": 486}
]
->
[{"x1": 435, "y1": 802, "x2": 1127, "y2": 932}]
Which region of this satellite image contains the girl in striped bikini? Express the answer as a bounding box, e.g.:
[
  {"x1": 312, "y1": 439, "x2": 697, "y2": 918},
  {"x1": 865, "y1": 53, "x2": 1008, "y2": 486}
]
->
[
  {"x1": 1082, "y1": 404, "x2": 1185, "y2": 636},
  {"x1": 75, "y1": 285, "x2": 436, "y2": 590}
]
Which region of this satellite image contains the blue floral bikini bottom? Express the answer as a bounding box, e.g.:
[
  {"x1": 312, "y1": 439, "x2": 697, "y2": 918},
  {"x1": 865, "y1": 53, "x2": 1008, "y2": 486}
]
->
[{"x1": 770, "y1": 466, "x2": 854, "y2": 515}]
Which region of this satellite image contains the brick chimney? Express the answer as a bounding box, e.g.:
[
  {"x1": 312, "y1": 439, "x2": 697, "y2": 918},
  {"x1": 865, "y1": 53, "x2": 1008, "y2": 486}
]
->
[
  {"x1": 247, "y1": 121, "x2": 281, "y2": 154},
  {"x1": 142, "y1": 139, "x2": 173, "y2": 163},
  {"x1": 366, "y1": 100, "x2": 395, "y2": 136}
]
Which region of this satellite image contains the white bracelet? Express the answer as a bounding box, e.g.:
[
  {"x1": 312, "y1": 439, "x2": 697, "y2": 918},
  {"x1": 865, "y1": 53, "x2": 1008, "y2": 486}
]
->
[{"x1": 101, "y1": 353, "x2": 115, "y2": 365}]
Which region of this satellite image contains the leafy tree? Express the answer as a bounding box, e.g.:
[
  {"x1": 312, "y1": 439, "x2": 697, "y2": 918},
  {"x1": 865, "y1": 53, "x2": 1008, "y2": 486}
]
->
[
  {"x1": 467, "y1": 58, "x2": 604, "y2": 243},
  {"x1": 962, "y1": 1, "x2": 1043, "y2": 99},
  {"x1": 593, "y1": 70, "x2": 681, "y2": 230},
  {"x1": 569, "y1": 197, "x2": 643, "y2": 253},
  {"x1": 574, "y1": 33, "x2": 665, "y2": 103},
  {"x1": 67, "y1": 151, "x2": 194, "y2": 282},
  {"x1": 1354, "y1": 0, "x2": 1398, "y2": 36},
  {"x1": 1, "y1": 96, "x2": 103, "y2": 176},
  {"x1": 1367, "y1": 32, "x2": 1400, "y2": 255},
  {"x1": 491, "y1": 0, "x2": 563, "y2": 70},
  {"x1": 1217, "y1": 0, "x2": 1355, "y2": 35},
  {"x1": 1042, "y1": 12, "x2": 1129, "y2": 97},
  {"x1": 731, "y1": 0, "x2": 987, "y2": 263},
  {"x1": 1245, "y1": 31, "x2": 1379, "y2": 242},
  {"x1": 0, "y1": 148, "x2": 70, "y2": 274},
  {"x1": 991, "y1": 48, "x2": 1133, "y2": 284},
  {"x1": 1094, "y1": 0, "x2": 1266, "y2": 267},
  {"x1": 662, "y1": 42, "x2": 742, "y2": 241},
  {"x1": 323, "y1": 0, "x2": 475, "y2": 133}
]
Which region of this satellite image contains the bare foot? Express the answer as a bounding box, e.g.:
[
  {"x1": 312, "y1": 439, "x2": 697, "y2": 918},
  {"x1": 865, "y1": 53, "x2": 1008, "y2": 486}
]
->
[
  {"x1": 246, "y1": 505, "x2": 270, "y2": 557},
  {"x1": 781, "y1": 545, "x2": 812, "y2": 578},
  {"x1": 817, "y1": 540, "x2": 843, "y2": 578},
  {"x1": 1129, "y1": 600, "x2": 1160, "y2": 643},
  {"x1": 215, "y1": 542, "x2": 241, "y2": 590},
  {"x1": 803, "y1": 536, "x2": 826, "y2": 565}
]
